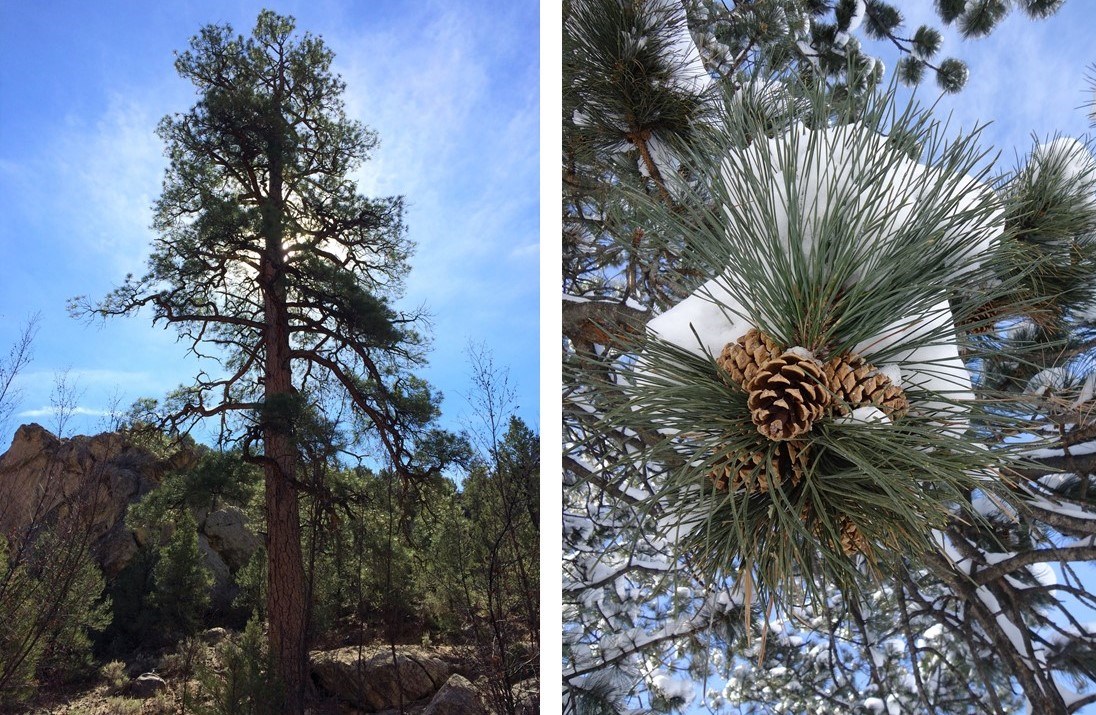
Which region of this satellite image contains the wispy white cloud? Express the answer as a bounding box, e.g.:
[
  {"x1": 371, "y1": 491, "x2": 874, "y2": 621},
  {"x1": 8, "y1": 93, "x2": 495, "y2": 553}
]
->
[
  {"x1": 318, "y1": 2, "x2": 539, "y2": 347},
  {"x1": 17, "y1": 405, "x2": 111, "y2": 419},
  {"x1": 57, "y1": 94, "x2": 169, "y2": 270},
  {"x1": 336, "y1": 8, "x2": 488, "y2": 199},
  {"x1": 509, "y1": 242, "x2": 539, "y2": 260},
  {"x1": 3, "y1": 92, "x2": 172, "y2": 280}
]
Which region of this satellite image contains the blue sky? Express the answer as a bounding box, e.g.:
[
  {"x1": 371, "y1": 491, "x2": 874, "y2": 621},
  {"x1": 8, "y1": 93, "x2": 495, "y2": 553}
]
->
[
  {"x1": 0, "y1": 0, "x2": 539, "y2": 447},
  {"x1": 696, "y1": 5, "x2": 1096, "y2": 710},
  {"x1": 862, "y1": 2, "x2": 1095, "y2": 155}
]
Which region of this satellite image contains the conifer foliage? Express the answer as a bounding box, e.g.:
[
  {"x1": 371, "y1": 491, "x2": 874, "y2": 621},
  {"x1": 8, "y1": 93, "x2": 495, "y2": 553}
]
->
[
  {"x1": 563, "y1": 1, "x2": 1096, "y2": 713},
  {"x1": 73, "y1": 11, "x2": 444, "y2": 711},
  {"x1": 684, "y1": 0, "x2": 1064, "y2": 95}
]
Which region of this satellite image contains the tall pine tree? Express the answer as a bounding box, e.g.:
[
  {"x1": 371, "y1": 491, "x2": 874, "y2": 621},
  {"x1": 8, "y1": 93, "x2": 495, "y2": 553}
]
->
[{"x1": 74, "y1": 11, "x2": 443, "y2": 711}]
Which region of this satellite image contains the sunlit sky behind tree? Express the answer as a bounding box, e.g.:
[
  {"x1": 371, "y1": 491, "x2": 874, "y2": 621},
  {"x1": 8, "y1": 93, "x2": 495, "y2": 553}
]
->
[{"x1": 0, "y1": 0, "x2": 538, "y2": 446}]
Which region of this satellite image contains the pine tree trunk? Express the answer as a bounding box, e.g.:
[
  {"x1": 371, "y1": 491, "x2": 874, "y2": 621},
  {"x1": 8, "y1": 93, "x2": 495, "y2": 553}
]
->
[
  {"x1": 263, "y1": 431, "x2": 307, "y2": 713},
  {"x1": 261, "y1": 144, "x2": 308, "y2": 714}
]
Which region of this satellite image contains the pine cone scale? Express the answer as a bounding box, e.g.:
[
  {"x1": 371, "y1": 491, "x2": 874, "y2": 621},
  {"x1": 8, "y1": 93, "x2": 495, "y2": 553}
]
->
[
  {"x1": 707, "y1": 439, "x2": 810, "y2": 494},
  {"x1": 747, "y1": 351, "x2": 830, "y2": 440},
  {"x1": 718, "y1": 328, "x2": 780, "y2": 387}
]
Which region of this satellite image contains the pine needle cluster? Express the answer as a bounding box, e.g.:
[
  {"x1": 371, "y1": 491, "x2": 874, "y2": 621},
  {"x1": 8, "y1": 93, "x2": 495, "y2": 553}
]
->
[{"x1": 592, "y1": 80, "x2": 1070, "y2": 613}]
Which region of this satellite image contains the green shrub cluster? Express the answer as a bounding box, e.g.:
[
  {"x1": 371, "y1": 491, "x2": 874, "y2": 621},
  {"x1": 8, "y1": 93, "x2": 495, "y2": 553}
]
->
[
  {"x1": 194, "y1": 616, "x2": 282, "y2": 715},
  {"x1": 2, "y1": 414, "x2": 538, "y2": 708},
  {"x1": 0, "y1": 529, "x2": 111, "y2": 707}
]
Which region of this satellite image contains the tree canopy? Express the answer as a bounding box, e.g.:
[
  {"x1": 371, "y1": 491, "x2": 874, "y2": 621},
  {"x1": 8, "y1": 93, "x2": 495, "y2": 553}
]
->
[
  {"x1": 73, "y1": 10, "x2": 450, "y2": 711},
  {"x1": 563, "y1": 2, "x2": 1096, "y2": 713}
]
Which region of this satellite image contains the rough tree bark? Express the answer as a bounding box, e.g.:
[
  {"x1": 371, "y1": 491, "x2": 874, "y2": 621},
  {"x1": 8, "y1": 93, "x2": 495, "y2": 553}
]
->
[{"x1": 260, "y1": 124, "x2": 309, "y2": 709}]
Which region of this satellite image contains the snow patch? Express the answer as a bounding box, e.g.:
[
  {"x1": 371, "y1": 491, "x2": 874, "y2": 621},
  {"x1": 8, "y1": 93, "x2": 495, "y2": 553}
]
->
[
  {"x1": 922, "y1": 623, "x2": 944, "y2": 641},
  {"x1": 650, "y1": 672, "x2": 696, "y2": 704},
  {"x1": 645, "y1": 276, "x2": 751, "y2": 358},
  {"x1": 786, "y1": 345, "x2": 817, "y2": 361}
]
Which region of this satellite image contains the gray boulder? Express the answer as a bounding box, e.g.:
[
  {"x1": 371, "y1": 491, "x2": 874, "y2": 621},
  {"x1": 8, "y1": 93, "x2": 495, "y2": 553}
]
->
[
  {"x1": 131, "y1": 672, "x2": 167, "y2": 698},
  {"x1": 197, "y1": 533, "x2": 234, "y2": 611},
  {"x1": 422, "y1": 674, "x2": 485, "y2": 715},
  {"x1": 311, "y1": 646, "x2": 450, "y2": 711},
  {"x1": 201, "y1": 505, "x2": 261, "y2": 571},
  {"x1": 201, "y1": 626, "x2": 230, "y2": 645}
]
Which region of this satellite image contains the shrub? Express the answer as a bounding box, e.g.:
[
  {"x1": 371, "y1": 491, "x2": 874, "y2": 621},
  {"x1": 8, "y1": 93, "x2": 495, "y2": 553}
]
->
[
  {"x1": 0, "y1": 529, "x2": 110, "y2": 707},
  {"x1": 151, "y1": 511, "x2": 213, "y2": 639},
  {"x1": 196, "y1": 616, "x2": 282, "y2": 715},
  {"x1": 100, "y1": 659, "x2": 128, "y2": 694}
]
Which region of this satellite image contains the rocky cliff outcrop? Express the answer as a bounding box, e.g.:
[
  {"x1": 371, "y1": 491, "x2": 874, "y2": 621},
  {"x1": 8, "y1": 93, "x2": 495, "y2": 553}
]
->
[
  {"x1": 0, "y1": 424, "x2": 260, "y2": 596},
  {"x1": 0, "y1": 424, "x2": 166, "y2": 575}
]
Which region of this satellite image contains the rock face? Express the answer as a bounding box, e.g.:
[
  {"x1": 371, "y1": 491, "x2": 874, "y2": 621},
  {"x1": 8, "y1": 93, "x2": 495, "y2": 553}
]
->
[
  {"x1": 201, "y1": 506, "x2": 262, "y2": 571},
  {"x1": 0, "y1": 424, "x2": 261, "y2": 598},
  {"x1": 311, "y1": 646, "x2": 451, "y2": 711},
  {"x1": 512, "y1": 678, "x2": 539, "y2": 714},
  {"x1": 197, "y1": 533, "x2": 235, "y2": 611},
  {"x1": 0, "y1": 424, "x2": 162, "y2": 576},
  {"x1": 422, "y1": 674, "x2": 485, "y2": 715},
  {"x1": 196, "y1": 507, "x2": 263, "y2": 610}
]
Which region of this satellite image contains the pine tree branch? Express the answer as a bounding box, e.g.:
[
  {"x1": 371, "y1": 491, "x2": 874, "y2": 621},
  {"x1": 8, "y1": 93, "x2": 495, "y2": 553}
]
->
[
  {"x1": 973, "y1": 544, "x2": 1096, "y2": 586},
  {"x1": 288, "y1": 349, "x2": 417, "y2": 474},
  {"x1": 628, "y1": 130, "x2": 672, "y2": 204},
  {"x1": 563, "y1": 455, "x2": 641, "y2": 505},
  {"x1": 933, "y1": 535, "x2": 1068, "y2": 712},
  {"x1": 1012, "y1": 451, "x2": 1096, "y2": 480},
  {"x1": 927, "y1": 550, "x2": 1057, "y2": 709},
  {"x1": 1018, "y1": 497, "x2": 1096, "y2": 537},
  {"x1": 562, "y1": 299, "x2": 647, "y2": 348}
]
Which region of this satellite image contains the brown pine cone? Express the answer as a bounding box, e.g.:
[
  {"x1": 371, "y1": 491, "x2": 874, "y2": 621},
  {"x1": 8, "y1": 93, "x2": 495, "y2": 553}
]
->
[
  {"x1": 801, "y1": 507, "x2": 870, "y2": 557},
  {"x1": 838, "y1": 516, "x2": 869, "y2": 556},
  {"x1": 824, "y1": 355, "x2": 908, "y2": 420},
  {"x1": 708, "y1": 440, "x2": 810, "y2": 494},
  {"x1": 717, "y1": 328, "x2": 781, "y2": 388},
  {"x1": 965, "y1": 299, "x2": 1006, "y2": 335},
  {"x1": 746, "y1": 351, "x2": 831, "y2": 440}
]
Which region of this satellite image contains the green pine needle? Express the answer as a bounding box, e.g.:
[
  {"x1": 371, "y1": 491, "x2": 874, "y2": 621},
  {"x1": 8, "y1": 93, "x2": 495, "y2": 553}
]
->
[{"x1": 592, "y1": 77, "x2": 1055, "y2": 614}]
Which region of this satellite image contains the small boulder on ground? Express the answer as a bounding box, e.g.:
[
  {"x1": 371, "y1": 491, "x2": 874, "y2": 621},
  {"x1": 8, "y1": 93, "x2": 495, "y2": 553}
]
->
[
  {"x1": 422, "y1": 674, "x2": 485, "y2": 715},
  {"x1": 130, "y1": 672, "x2": 167, "y2": 698},
  {"x1": 200, "y1": 626, "x2": 230, "y2": 645}
]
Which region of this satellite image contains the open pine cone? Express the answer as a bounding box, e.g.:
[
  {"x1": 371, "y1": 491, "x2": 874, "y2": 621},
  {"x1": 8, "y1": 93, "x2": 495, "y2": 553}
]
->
[
  {"x1": 747, "y1": 351, "x2": 831, "y2": 440},
  {"x1": 708, "y1": 440, "x2": 810, "y2": 494},
  {"x1": 717, "y1": 328, "x2": 781, "y2": 387},
  {"x1": 801, "y1": 506, "x2": 870, "y2": 557},
  {"x1": 823, "y1": 354, "x2": 908, "y2": 420},
  {"x1": 838, "y1": 516, "x2": 869, "y2": 556}
]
